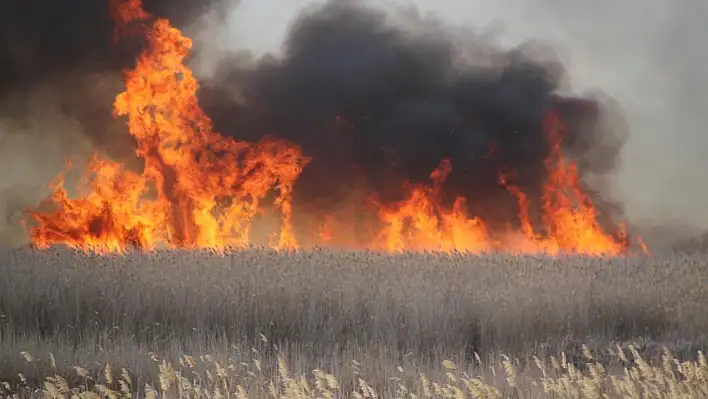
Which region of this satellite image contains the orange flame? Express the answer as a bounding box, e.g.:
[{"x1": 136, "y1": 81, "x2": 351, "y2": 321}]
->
[
  {"x1": 371, "y1": 119, "x2": 630, "y2": 255},
  {"x1": 28, "y1": 0, "x2": 309, "y2": 253},
  {"x1": 374, "y1": 159, "x2": 491, "y2": 253},
  {"x1": 538, "y1": 111, "x2": 627, "y2": 255},
  {"x1": 26, "y1": 0, "x2": 643, "y2": 256}
]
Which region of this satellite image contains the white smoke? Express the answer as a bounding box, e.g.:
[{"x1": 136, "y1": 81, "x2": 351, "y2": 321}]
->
[{"x1": 0, "y1": 72, "x2": 125, "y2": 243}]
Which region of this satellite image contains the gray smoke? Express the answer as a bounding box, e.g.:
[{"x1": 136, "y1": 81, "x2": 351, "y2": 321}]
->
[
  {"x1": 2, "y1": 0, "x2": 706, "y2": 249},
  {"x1": 193, "y1": 0, "x2": 708, "y2": 249},
  {"x1": 194, "y1": 0, "x2": 630, "y2": 243}
]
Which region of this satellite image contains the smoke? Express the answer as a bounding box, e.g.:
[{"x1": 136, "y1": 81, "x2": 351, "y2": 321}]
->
[
  {"x1": 181, "y1": 0, "x2": 708, "y2": 249},
  {"x1": 2, "y1": 0, "x2": 705, "y2": 248},
  {"x1": 457, "y1": 0, "x2": 708, "y2": 249},
  {"x1": 196, "y1": 0, "x2": 628, "y2": 239},
  {"x1": 499, "y1": 0, "x2": 708, "y2": 248}
]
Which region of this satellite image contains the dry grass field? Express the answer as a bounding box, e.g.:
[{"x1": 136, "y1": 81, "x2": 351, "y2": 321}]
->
[{"x1": 1, "y1": 247, "x2": 708, "y2": 397}]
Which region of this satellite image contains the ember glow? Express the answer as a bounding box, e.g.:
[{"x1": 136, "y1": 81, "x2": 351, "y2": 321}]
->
[{"x1": 26, "y1": 0, "x2": 642, "y2": 255}]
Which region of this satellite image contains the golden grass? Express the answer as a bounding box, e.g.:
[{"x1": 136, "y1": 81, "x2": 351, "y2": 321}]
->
[
  {"x1": 6, "y1": 345, "x2": 708, "y2": 398},
  {"x1": 1, "y1": 246, "x2": 708, "y2": 397}
]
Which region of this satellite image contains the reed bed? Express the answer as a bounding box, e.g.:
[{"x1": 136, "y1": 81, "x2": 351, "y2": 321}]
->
[{"x1": 1, "y1": 247, "x2": 707, "y2": 397}]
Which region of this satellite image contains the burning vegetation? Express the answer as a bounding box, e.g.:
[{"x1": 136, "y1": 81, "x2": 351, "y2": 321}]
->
[{"x1": 25, "y1": 0, "x2": 643, "y2": 255}]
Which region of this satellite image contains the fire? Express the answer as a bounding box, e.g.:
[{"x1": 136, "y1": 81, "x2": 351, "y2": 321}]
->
[
  {"x1": 28, "y1": 0, "x2": 309, "y2": 253},
  {"x1": 374, "y1": 159, "x2": 491, "y2": 253},
  {"x1": 539, "y1": 112, "x2": 627, "y2": 254},
  {"x1": 26, "y1": 0, "x2": 641, "y2": 255},
  {"x1": 370, "y1": 113, "x2": 628, "y2": 255}
]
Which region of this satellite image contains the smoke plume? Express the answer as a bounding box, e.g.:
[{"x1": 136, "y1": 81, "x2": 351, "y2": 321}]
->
[
  {"x1": 199, "y1": 0, "x2": 629, "y2": 239},
  {"x1": 1, "y1": 0, "x2": 635, "y2": 245}
]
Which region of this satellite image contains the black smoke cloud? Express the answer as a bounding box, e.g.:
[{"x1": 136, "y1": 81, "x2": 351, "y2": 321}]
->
[
  {"x1": 0, "y1": 0, "x2": 629, "y2": 241},
  {"x1": 201, "y1": 1, "x2": 629, "y2": 235},
  {"x1": 0, "y1": 0, "x2": 237, "y2": 161},
  {"x1": 0, "y1": 0, "x2": 234, "y2": 91}
]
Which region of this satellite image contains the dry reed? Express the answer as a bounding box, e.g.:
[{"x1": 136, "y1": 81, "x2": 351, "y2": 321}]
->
[{"x1": 1, "y1": 246, "x2": 707, "y2": 397}]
